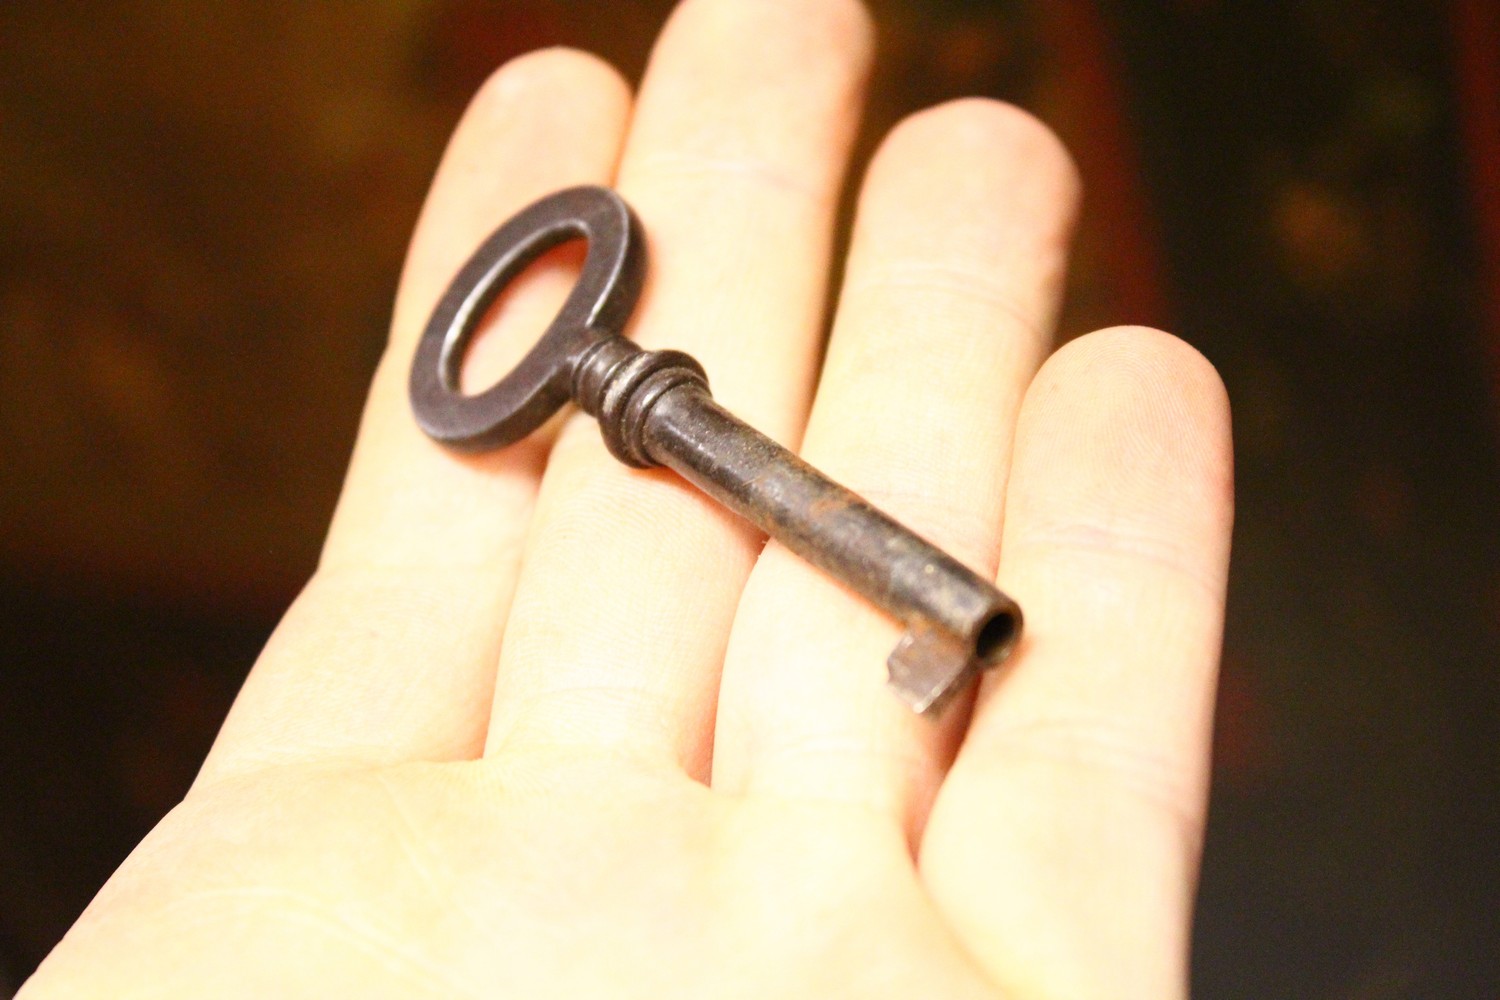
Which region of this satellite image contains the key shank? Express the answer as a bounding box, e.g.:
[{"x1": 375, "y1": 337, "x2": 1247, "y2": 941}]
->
[{"x1": 574, "y1": 338, "x2": 1020, "y2": 714}]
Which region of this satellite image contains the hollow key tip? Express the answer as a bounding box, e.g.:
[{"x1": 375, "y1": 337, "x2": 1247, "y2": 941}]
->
[{"x1": 886, "y1": 605, "x2": 1022, "y2": 714}]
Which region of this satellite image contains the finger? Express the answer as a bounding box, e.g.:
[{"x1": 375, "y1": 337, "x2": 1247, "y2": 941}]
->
[
  {"x1": 198, "y1": 50, "x2": 632, "y2": 786},
  {"x1": 920, "y1": 328, "x2": 1234, "y2": 1000},
  {"x1": 712, "y1": 101, "x2": 1077, "y2": 834},
  {"x1": 483, "y1": 0, "x2": 874, "y2": 775}
]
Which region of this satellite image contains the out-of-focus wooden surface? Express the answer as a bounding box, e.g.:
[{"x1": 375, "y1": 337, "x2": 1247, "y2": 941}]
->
[
  {"x1": 0, "y1": 2, "x2": 639, "y2": 609},
  {"x1": 2, "y1": 1, "x2": 1497, "y2": 996}
]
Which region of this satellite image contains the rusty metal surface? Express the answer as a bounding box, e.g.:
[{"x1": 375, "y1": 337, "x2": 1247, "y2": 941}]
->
[{"x1": 408, "y1": 185, "x2": 1021, "y2": 713}]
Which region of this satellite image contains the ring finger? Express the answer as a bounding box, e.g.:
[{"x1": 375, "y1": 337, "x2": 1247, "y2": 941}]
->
[{"x1": 712, "y1": 99, "x2": 1080, "y2": 837}]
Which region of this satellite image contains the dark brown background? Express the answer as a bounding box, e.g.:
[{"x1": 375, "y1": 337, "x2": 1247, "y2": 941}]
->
[{"x1": 2, "y1": 1, "x2": 1497, "y2": 996}]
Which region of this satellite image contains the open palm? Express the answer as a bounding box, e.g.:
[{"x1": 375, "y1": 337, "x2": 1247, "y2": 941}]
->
[{"x1": 23, "y1": 2, "x2": 1233, "y2": 998}]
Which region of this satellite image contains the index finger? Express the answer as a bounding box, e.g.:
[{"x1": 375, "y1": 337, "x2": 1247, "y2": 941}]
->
[{"x1": 198, "y1": 49, "x2": 632, "y2": 786}]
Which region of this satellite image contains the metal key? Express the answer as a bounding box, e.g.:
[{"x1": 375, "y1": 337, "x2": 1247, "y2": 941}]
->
[{"x1": 409, "y1": 186, "x2": 1021, "y2": 713}]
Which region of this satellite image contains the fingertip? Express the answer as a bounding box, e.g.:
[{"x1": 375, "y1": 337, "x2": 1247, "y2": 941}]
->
[
  {"x1": 1027, "y1": 326, "x2": 1234, "y2": 522},
  {"x1": 667, "y1": 0, "x2": 876, "y2": 76},
  {"x1": 871, "y1": 97, "x2": 1081, "y2": 220},
  {"x1": 469, "y1": 46, "x2": 632, "y2": 125},
  {"x1": 1054, "y1": 325, "x2": 1229, "y2": 419},
  {"x1": 893, "y1": 98, "x2": 1078, "y2": 179},
  {"x1": 851, "y1": 99, "x2": 1079, "y2": 325}
]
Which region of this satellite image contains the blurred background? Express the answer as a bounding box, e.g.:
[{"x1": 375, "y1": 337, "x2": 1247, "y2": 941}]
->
[{"x1": 1, "y1": 0, "x2": 1497, "y2": 995}]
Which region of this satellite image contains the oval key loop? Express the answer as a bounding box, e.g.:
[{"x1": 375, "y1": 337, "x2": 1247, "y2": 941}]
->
[
  {"x1": 409, "y1": 185, "x2": 645, "y2": 451},
  {"x1": 410, "y1": 186, "x2": 1022, "y2": 714}
]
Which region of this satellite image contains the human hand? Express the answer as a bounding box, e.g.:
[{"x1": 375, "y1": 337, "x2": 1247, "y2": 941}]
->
[{"x1": 22, "y1": 1, "x2": 1233, "y2": 997}]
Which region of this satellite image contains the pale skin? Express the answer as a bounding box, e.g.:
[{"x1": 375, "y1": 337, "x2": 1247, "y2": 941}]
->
[{"x1": 21, "y1": 1, "x2": 1234, "y2": 997}]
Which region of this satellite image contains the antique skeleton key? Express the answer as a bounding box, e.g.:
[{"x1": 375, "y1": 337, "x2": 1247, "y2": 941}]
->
[{"x1": 409, "y1": 186, "x2": 1021, "y2": 713}]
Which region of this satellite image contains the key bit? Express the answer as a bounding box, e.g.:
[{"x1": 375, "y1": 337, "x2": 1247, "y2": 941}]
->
[{"x1": 409, "y1": 186, "x2": 1021, "y2": 714}]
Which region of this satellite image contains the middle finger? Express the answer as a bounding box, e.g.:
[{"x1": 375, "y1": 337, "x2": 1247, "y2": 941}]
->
[{"x1": 483, "y1": 0, "x2": 874, "y2": 776}]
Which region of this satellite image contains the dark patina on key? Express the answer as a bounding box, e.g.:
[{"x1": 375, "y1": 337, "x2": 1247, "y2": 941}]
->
[{"x1": 410, "y1": 186, "x2": 1021, "y2": 713}]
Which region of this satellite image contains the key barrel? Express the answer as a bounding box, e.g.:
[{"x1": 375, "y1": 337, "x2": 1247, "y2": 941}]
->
[
  {"x1": 573, "y1": 336, "x2": 1019, "y2": 713},
  {"x1": 410, "y1": 185, "x2": 1022, "y2": 714}
]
